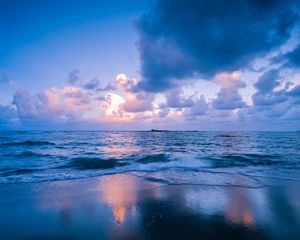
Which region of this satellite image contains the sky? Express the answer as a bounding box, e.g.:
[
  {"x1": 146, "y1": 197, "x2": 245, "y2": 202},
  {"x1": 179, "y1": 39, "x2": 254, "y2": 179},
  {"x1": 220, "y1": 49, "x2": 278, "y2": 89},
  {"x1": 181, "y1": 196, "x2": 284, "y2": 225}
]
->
[{"x1": 0, "y1": 0, "x2": 300, "y2": 131}]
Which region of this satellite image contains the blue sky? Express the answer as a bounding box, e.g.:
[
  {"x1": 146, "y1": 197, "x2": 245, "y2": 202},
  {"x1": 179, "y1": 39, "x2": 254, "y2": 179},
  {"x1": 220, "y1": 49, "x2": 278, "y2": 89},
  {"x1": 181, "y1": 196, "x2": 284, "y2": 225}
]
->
[
  {"x1": 0, "y1": 1, "x2": 148, "y2": 100},
  {"x1": 0, "y1": 0, "x2": 300, "y2": 130}
]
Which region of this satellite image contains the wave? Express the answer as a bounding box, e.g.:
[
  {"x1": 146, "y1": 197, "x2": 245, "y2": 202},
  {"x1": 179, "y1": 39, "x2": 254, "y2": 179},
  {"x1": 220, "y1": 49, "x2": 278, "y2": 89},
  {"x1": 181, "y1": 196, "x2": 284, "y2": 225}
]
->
[
  {"x1": 13, "y1": 151, "x2": 51, "y2": 158},
  {"x1": 217, "y1": 134, "x2": 240, "y2": 138},
  {"x1": 66, "y1": 157, "x2": 128, "y2": 170},
  {"x1": 0, "y1": 153, "x2": 297, "y2": 184},
  {"x1": 2, "y1": 168, "x2": 40, "y2": 177},
  {"x1": 2, "y1": 140, "x2": 55, "y2": 147},
  {"x1": 131, "y1": 155, "x2": 210, "y2": 172},
  {"x1": 136, "y1": 154, "x2": 170, "y2": 164},
  {"x1": 1, "y1": 151, "x2": 51, "y2": 158},
  {"x1": 207, "y1": 153, "x2": 284, "y2": 167}
]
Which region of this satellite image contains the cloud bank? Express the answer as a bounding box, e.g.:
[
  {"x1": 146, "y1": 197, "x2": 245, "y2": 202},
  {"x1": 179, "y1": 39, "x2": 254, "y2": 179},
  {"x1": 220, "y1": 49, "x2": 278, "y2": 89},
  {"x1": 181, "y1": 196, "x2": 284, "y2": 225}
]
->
[
  {"x1": 136, "y1": 0, "x2": 300, "y2": 91},
  {"x1": 0, "y1": 68, "x2": 298, "y2": 131}
]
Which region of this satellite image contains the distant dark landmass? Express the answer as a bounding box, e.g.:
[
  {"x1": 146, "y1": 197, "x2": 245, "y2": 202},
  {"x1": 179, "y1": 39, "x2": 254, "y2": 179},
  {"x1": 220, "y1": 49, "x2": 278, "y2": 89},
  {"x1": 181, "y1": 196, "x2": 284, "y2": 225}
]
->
[
  {"x1": 151, "y1": 129, "x2": 170, "y2": 132},
  {"x1": 150, "y1": 129, "x2": 198, "y2": 132}
]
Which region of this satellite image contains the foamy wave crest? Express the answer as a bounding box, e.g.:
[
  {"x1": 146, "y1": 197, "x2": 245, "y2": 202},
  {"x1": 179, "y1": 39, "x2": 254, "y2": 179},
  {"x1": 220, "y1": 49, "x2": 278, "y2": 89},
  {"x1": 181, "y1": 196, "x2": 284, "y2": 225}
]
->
[{"x1": 128, "y1": 154, "x2": 210, "y2": 172}]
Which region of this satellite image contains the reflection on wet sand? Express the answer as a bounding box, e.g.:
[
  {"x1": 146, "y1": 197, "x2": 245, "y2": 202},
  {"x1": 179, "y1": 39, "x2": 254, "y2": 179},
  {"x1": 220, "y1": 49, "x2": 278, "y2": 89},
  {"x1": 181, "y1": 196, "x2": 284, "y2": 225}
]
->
[
  {"x1": 137, "y1": 185, "x2": 269, "y2": 240},
  {"x1": 100, "y1": 174, "x2": 137, "y2": 224},
  {"x1": 225, "y1": 187, "x2": 255, "y2": 227},
  {"x1": 1, "y1": 173, "x2": 299, "y2": 239}
]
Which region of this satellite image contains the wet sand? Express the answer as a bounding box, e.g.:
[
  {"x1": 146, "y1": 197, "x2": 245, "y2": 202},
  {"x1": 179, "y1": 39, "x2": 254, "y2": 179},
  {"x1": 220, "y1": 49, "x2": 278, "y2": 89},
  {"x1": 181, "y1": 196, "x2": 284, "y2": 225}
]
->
[{"x1": 0, "y1": 173, "x2": 299, "y2": 240}]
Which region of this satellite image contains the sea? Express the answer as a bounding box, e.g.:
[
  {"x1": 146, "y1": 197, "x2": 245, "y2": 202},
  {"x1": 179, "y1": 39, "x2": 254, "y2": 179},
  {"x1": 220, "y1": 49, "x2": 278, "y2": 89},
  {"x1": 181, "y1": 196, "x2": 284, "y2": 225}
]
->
[{"x1": 0, "y1": 131, "x2": 299, "y2": 185}]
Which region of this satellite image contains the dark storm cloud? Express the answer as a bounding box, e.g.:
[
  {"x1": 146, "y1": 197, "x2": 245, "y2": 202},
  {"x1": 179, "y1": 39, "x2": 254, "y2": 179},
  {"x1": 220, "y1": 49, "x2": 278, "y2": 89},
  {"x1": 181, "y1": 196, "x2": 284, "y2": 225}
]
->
[{"x1": 137, "y1": 0, "x2": 300, "y2": 92}]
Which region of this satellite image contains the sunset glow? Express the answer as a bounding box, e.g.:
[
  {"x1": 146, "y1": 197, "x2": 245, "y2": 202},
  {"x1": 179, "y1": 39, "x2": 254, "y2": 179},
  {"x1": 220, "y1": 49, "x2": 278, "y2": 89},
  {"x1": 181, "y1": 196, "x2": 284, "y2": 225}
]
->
[{"x1": 1, "y1": 1, "x2": 300, "y2": 240}]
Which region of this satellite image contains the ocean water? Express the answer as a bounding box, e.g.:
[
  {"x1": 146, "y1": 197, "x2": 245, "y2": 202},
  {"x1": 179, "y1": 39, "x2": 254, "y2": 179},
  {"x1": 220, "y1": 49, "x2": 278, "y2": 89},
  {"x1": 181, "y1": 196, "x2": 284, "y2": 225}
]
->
[{"x1": 0, "y1": 131, "x2": 299, "y2": 184}]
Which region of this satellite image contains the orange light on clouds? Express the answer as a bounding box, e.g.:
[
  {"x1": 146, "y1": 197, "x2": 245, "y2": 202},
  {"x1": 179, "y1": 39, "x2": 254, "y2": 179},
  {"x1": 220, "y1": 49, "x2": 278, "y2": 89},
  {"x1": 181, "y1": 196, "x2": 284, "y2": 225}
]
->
[{"x1": 214, "y1": 71, "x2": 244, "y2": 89}]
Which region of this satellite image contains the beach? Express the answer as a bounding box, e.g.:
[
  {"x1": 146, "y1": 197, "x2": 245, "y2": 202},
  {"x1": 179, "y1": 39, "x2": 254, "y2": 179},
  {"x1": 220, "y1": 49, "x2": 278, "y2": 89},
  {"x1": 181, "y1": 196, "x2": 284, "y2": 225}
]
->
[{"x1": 1, "y1": 171, "x2": 300, "y2": 240}]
